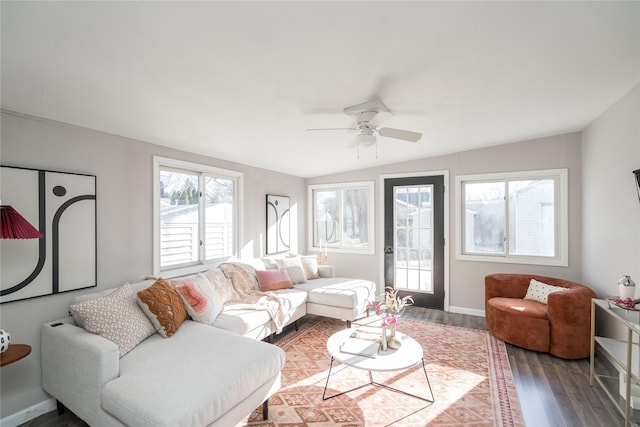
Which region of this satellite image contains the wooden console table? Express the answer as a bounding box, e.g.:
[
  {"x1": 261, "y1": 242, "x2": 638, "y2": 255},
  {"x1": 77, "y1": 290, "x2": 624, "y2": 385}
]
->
[{"x1": 0, "y1": 344, "x2": 31, "y2": 367}]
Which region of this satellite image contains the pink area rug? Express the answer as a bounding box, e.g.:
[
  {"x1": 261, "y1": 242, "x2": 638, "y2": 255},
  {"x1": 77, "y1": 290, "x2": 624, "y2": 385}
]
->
[{"x1": 241, "y1": 316, "x2": 524, "y2": 426}]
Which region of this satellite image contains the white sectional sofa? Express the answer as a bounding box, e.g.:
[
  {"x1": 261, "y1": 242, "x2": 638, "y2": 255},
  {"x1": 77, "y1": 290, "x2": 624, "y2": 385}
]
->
[{"x1": 41, "y1": 257, "x2": 376, "y2": 427}]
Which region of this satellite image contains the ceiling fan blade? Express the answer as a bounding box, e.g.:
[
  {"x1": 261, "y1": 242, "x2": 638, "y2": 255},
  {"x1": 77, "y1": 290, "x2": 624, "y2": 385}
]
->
[
  {"x1": 306, "y1": 127, "x2": 356, "y2": 132},
  {"x1": 378, "y1": 127, "x2": 422, "y2": 142}
]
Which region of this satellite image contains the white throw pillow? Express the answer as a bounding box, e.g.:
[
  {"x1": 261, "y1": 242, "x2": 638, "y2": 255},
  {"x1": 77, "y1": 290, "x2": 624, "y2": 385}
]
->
[
  {"x1": 523, "y1": 279, "x2": 567, "y2": 304},
  {"x1": 173, "y1": 274, "x2": 222, "y2": 325},
  {"x1": 69, "y1": 283, "x2": 156, "y2": 357},
  {"x1": 299, "y1": 255, "x2": 320, "y2": 280},
  {"x1": 275, "y1": 257, "x2": 307, "y2": 284}
]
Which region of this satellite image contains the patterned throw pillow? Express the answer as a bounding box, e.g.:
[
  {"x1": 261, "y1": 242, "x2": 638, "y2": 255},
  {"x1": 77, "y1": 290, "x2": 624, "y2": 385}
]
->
[
  {"x1": 173, "y1": 274, "x2": 222, "y2": 325},
  {"x1": 255, "y1": 268, "x2": 294, "y2": 292},
  {"x1": 523, "y1": 279, "x2": 567, "y2": 304},
  {"x1": 137, "y1": 278, "x2": 188, "y2": 338},
  {"x1": 202, "y1": 268, "x2": 240, "y2": 305},
  {"x1": 69, "y1": 283, "x2": 156, "y2": 357},
  {"x1": 276, "y1": 257, "x2": 307, "y2": 284}
]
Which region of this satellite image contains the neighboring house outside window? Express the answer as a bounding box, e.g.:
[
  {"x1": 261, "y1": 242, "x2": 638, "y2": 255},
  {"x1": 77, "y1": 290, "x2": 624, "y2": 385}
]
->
[
  {"x1": 308, "y1": 181, "x2": 374, "y2": 255},
  {"x1": 153, "y1": 156, "x2": 241, "y2": 276},
  {"x1": 455, "y1": 169, "x2": 568, "y2": 266}
]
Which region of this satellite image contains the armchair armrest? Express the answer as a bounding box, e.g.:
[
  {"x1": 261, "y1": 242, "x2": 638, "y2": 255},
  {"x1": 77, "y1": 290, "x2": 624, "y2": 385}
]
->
[
  {"x1": 546, "y1": 284, "x2": 596, "y2": 359},
  {"x1": 41, "y1": 317, "x2": 119, "y2": 420},
  {"x1": 547, "y1": 285, "x2": 597, "y2": 325},
  {"x1": 318, "y1": 265, "x2": 335, "y2": 278}
]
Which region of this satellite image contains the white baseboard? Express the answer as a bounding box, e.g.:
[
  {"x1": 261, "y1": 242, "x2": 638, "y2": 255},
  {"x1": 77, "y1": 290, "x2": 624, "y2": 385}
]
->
[
  {"x1": 1, "y1": 398, "x2": 56, "y2": 427},
  {"x1": 449, "y1": 305, "x2": 485, "y2": 317}
]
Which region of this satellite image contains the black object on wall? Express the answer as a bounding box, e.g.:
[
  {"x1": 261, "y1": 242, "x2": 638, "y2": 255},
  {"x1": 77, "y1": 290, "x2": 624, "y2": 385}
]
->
[{"x1": 634, "y1": 169, "x2": 640, "y2": 203}]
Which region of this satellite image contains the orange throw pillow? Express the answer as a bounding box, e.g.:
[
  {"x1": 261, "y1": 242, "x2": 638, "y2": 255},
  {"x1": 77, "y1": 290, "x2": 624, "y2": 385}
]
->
[{"x1": 137, "y1": 278, "x2": 188, "y2": 338}]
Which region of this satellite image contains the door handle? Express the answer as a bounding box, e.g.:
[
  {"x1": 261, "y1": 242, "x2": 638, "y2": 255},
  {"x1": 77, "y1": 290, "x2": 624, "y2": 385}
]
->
[{"x1": 384, "y1": 246, "x2": 394, "y2": 254}]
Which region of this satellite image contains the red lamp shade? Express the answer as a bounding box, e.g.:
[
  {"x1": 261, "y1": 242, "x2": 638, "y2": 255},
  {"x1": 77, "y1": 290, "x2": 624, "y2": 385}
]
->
[{"x1": 0, "y1": 205, "x2": 43, "y2": 239}]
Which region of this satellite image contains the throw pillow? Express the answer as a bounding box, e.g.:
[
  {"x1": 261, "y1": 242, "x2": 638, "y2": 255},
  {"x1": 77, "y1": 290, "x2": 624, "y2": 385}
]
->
[
  {"x1": 173, "y1": 274, "x2": 222, "y2": 325},
  {"x1": 524, "y1": 279, "x2": 567, "y2": 304},
  {"x1": 69, "y1": 283, "x2": 155, "y2": 357},
  {"x1": 219, "y1": 262, "x2": 260, "y2": 296},
  {"x1": 202, "y1": 268, "x2": 240, "y2": 305},
  {"x1": 256, "y1": 268, "x2": 294, "y2": 291},
  {"x1": 137, "y1": 278, "x2": 188, "y2": 338},
  {"x1": 299, "y1": 255, "x2": 319, "y2": 280},
  {"x1": 261, "y1": 257, "x2": 279, "y2": 270},
  {"x1": 276, "y1": 257, "x2": 307, "y2": 284}
]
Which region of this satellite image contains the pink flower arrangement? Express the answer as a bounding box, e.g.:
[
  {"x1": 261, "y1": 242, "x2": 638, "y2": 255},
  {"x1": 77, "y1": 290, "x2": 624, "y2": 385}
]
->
[{"x1": 368, "y1": 286, "x2": 414, "y2": 328}]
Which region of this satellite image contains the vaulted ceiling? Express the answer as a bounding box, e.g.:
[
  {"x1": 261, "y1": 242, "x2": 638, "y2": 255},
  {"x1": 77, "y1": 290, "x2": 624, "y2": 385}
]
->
[{"x1": 2, "y1": 1, "x2": 639, "y2": 177}]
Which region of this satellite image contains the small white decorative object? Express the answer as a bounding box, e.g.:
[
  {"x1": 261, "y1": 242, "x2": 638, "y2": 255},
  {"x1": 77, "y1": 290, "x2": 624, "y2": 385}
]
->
[
  {"x1": 0, "y1": 329, "x2": 11, "y2": 353},
  {"x1": 618, "y1": 275, "x2": 636, "y2": 300}
]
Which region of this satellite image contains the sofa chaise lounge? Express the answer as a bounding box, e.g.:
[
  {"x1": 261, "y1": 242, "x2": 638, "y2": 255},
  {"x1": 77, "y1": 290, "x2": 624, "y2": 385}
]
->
[{"x1": 42, "y1": 256, "x2": 376, "y2": 426}]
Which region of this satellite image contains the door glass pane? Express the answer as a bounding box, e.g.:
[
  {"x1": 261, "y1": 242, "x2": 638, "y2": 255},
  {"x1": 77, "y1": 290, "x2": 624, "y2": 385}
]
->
[
  {"x1": 508, "y1": 179, "x2": 555, "y2": 256},
  {"x1": 159, "y1": 169, "x2": 199, "y2": 267},
  {"x1": 394, "y1": 185, "x2": 434, "y2": 293},
  {"x1": 204, "y1": 176, "x2": 235, "y2": 260},
  {"x1": 463, "y1": 182, "x2": 505, "y2": 254}
]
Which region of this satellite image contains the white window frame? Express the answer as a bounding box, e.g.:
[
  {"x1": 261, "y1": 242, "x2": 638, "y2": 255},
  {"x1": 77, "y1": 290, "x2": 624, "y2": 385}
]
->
[
  {"x1": 455, "y1": 168, "x2": 568, "y2": 266},
  {"x1": 153, "y1": 156, "x2": 242, "y2": 277},
  {"x1": 307, "y1": 181, "x2": 375, "y2": 255}
]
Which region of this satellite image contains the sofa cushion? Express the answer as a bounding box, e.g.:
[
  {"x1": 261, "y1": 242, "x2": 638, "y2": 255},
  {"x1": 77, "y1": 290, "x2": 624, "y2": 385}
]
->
[
  {"x1": 524, "y1": 278, "x2": 567, "y2": 304},
  {"x1": 137, "y1": 278, "x2": 188, "y2": 338},
  {"x1": 296, "y1": 277, "x2": 375, "y2": 309},
  {"x1": 173, "y1": 274, "x2": 222, "y2": 325},
  {"x1": 213, "y1": 288, "x2": 307, "y2": 335},
  {"x1": 101, "y1": 321, "x2": 285, "y2": 427},
  {"x1": 256, "y1": 268, "x2": 293, "y2": 291},
  {"x1": 69, "y1": 283, "x2": 156, "y2": 357}
]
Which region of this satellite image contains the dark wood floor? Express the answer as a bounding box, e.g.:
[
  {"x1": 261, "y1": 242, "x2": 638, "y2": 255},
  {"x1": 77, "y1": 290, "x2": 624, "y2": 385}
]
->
[{"x1": 22, "y1": 307, "x2": 623, "y2": 427}]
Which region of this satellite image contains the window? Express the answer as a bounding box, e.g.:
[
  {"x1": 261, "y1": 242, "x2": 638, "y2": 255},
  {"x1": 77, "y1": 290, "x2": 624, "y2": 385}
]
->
[
  {"x1": 308, "y1": 181, "x2": 374, "y2": 254},
  {"x1": 455, "y1": 169, "x2": 568, "y2": 266},
  {"x1": 153, "y1": 157, "x2": 241, "y2": 276}
]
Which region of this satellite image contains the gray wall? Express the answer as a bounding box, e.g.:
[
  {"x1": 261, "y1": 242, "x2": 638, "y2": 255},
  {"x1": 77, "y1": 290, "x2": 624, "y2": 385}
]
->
[
  {"x1": 582, "y1": 84, "x2": 640, "y2": 297},
  {"x1": 308, "y1": 132, "x2": 583, "y2": 312},
  {"x1": 0, "y1": 111, "x2": 306, "y2": 420}
]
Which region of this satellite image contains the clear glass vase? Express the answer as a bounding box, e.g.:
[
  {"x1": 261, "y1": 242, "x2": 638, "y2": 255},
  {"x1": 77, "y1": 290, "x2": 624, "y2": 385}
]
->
[{"x1": 381, "y1": 327, "x2": 388, "y2": 351}]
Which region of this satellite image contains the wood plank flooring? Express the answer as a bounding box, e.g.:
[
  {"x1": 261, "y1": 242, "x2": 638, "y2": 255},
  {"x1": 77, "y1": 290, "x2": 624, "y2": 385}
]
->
[{"x1": 21, "y1": 307, "x2": 623, "y2": 427}]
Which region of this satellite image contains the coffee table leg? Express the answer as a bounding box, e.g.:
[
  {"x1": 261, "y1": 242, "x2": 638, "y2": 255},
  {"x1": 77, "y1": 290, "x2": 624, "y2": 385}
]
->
[
  {"x1": 323, "y1": 357, "x2": 434, "y2": 403},
  {"x1": 323, "y1": 356, "x2": 374, "y2": 400},
  {"x1": 369, "y1": 358, "x2": 435, "y2": 403}
]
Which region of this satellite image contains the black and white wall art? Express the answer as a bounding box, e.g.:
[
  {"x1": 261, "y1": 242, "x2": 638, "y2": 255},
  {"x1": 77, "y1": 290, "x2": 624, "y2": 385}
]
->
[
  {"x1": 1, "y1": 166, "x2": 97, "y2": 303},
  {"x1": 266, "y1": 194, "x2": 290, "y2": 254}
]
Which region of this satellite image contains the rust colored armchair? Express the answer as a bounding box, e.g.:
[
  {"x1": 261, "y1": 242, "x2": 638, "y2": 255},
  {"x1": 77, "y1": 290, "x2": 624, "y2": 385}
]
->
[{"x1": 485, "y1": 274, "x2": 596, "y2": 359}]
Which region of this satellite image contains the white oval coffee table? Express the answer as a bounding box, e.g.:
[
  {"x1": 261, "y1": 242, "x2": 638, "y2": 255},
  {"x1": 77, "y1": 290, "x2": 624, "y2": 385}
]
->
[{"x1": 323, "y1": 327, "x2": 434, "y2": 402}]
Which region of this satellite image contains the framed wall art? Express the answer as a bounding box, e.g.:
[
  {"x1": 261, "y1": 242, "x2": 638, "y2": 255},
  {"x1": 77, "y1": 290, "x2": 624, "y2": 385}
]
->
[
  {"x1": 1, "y1": 165, "x2": 97, "y2": 304},
  {"x1": 266, "y1": 194, "x2": 290, "y2": 255}
]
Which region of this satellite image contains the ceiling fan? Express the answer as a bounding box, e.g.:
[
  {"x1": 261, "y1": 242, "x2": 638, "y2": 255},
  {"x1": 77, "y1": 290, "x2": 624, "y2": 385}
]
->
[{"x1": 307, "y1": 98, "x2": 422, "y2": 149}]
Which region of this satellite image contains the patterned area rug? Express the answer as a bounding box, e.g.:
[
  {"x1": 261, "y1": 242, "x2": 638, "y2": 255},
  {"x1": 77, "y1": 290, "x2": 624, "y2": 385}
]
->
[{"x1": 241, "y1": 316, "x2": 524, "y2": 426}]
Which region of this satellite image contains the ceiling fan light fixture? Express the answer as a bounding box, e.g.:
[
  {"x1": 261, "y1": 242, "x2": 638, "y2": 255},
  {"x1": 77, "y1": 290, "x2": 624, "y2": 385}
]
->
[{"x1": 358, "y1": 132, "x2": 376, "y2": 146}]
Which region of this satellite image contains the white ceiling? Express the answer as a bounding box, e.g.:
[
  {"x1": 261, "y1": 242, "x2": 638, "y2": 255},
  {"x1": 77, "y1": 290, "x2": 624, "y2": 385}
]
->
[{"x1": 2, "y1": 1, "x2": 639, "y2": 178}]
